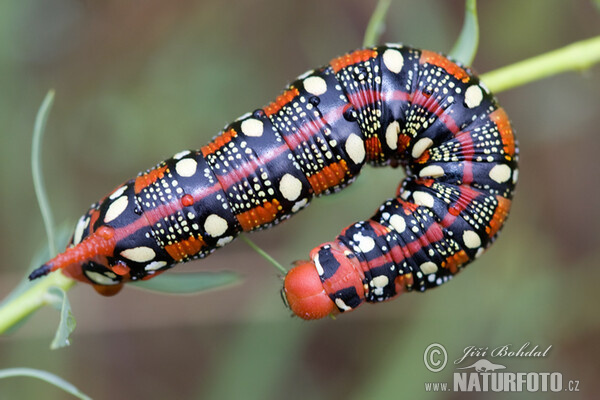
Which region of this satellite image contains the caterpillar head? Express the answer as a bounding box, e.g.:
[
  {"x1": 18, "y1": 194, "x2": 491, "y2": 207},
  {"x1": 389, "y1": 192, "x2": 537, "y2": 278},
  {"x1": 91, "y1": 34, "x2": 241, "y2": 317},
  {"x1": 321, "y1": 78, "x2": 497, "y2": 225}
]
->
[
  {"x1": 282, "y1": 259, "x2": 337, "y2": 320},
  {"x1": 282, "y1": 242, "x2": 365, "y2": 320}
]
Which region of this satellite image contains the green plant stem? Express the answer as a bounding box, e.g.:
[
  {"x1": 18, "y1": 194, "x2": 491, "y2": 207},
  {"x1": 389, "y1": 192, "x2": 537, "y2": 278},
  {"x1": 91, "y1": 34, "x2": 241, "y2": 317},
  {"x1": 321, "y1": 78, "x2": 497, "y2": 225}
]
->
[
  {"x1": 32, "y1": 90, "x2": 57, "y2": 256},
  {"x1": 0, "y1": 273, "x2": 75, "y2": 334},
  {"x1": 2, "y1": 36, "x2": 600, "y2": 335},
  {"x1": 449, "y1": 0, "x2": 478, "y2": 66},
  {"x1": 481, "y1": 35, "x2": 600, "y2": 93},
  {"x1": 363, "y1": 0, "x2": 392, "y2": 48},
  {"x1": 240, "y1": 236, "x2": 287, "y2": 275}
]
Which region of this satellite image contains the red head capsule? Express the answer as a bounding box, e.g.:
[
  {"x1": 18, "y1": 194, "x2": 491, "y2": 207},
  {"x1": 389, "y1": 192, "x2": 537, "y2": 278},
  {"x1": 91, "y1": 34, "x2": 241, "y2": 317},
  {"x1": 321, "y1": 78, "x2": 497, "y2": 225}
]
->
[
  {"x1": 283, "y1": 260, "x2": 337, "y2": 320},
  {"x1": 283, "y1": 241, "x2": 366, "y2": 320}
]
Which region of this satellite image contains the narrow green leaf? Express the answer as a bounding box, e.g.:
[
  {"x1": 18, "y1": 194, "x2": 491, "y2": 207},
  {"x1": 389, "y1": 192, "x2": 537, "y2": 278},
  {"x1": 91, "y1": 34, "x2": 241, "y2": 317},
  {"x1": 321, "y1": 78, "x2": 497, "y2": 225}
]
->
[
  {"x1": 240, "y1": 235, "x2": 287, "y2": 275},
  {"x1": 363, "y1": 0, "x2": 392, "y2": 48},
  {"x1": 0, "y1": 368, "x2": 91, "y2": 400},
  {"x1": 45, "y1": 287, "x2": 76, "y2": 349},
  {"x1": 32, "y1": 90, "x2": 58, "y2": 257},
  {"x1": 449, "y1": 0, "x2": 479, "y2": 66},
  {"x1": 129, "y1": 271, "x2": 241, "y2": 294}
]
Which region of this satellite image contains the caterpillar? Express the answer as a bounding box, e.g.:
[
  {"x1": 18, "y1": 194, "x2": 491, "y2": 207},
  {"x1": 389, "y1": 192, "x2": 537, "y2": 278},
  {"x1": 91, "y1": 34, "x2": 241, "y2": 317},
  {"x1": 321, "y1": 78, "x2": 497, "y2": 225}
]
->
[{"x1": 29, "y1": 44, "x2": 518, "y2": 320}]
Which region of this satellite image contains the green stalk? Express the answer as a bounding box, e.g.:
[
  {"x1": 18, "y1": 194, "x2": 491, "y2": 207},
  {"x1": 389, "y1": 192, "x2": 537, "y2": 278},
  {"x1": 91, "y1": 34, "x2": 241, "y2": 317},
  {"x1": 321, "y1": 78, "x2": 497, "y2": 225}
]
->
[
  {"x1": 240, "y1": 236, "x2": 287, "y2": 275},
  {"x1": 481, "y1": 36, "x2": 600, "y2": 93},
  {"x1": 0, "y1": 272, "x2": 74, "y2": 334},
  {"x1": 449, "y1": 0, "x2": 479, "y2": 66}
]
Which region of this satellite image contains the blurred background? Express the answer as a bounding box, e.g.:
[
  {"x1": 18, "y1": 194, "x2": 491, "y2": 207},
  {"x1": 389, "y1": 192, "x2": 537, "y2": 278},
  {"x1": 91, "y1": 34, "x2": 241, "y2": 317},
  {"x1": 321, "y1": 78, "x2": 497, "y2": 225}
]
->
[{"x1": 1, "y1": 0, "x2": 599, "y2": 398}]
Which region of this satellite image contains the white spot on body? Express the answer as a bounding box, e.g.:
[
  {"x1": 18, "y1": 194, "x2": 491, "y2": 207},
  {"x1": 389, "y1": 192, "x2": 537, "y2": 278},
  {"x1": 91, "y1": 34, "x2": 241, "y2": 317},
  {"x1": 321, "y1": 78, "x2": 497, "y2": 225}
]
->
[
  {"x1": 382, "y1": 49, "x2": 404, "y2": 73},
  {"x1": 292, "y1": 198, "x2": 308, "y2": 213},
  {"x1": 413, "y1": 191, "x2": 435, "y2": 208},
  {"x1": 411, "y1": 138, "x2": 434, "y2": 158},
  {"x1": 109, "y1": 185, "x2": 127, "y2": 200},
  {"x1": 241, "y1": 118, "x2": 264, "y2": 137},
  {"x1": 236, "y1": 112, "x2": 252, "y2": 121},
  {"x1": 303, "y1": 76, "x2": 327, "y2": 96},
  {"x1": 216, "y1": 236, "x2": 234, "y2": 247},
  {"x1": 84, "y1": 270, "x2": 119, "y2": 285},
  {"x1": 385, "y1": 121, "x2": 400, "y2": 150},
  {"x1": 512, "y1": 169, "x2": 519, "y2": 184},
  {"x1": 335, "y1": 298, "x2": 352, "y2": 311},
  {"x1": 145, "y1": 261, "x2": 167, "y2": 271},
  {"x1": 353, "y1": 232, "x2": 375, "y2": 253},
  {"x1": 389, "y1": 214, "x2": 406, "y2": 233},
  {"x1": 173, "y1": 150, "x2": 191, "y2": 160},
  {"x1": 419, "y1": 165, "x2": 445, "y2": 178},
  {"x1": 464, "y1": 85, "x2": 483, "y2": 108},
  {"x1": 475, "y1": 247, "x2": 485, "y2": 259},
  {"x1": 371, "y1": 275, "x2": 389, "y2": 288},
  {"x1": 175, "y1": 158, "x2": 198, "y2": 177},
  {"x1": 345, "y1": 133, "x2": 366, "y2": 164},
  {"x1": 463, "y1": 230, "x2": 482, "y2": 249},
  {"x1": 297, "y1": 69, "x2": 314, "y2": 80},
  {"x1": 420, "y1": 261, "x2": 438, "y2": 274},
  {"x1": 204, "y1": 214, "x2": 228, "y2": 237},
  {"x1": 121, "y1": 246, "x2": 156, "y2": 263},
  {"x1": 489, "y1": 164, "x2": 512, "y2": 183},
  {"x1": 313, "y1": 253, "x2": 324, "y2": 276},
  {"x1": 104, "y1": 196, "x2": 128, "y2": 223},
  {"x1": 73, "y1": 216, "x2": 89, "y2": 245},
  {"x1": 279, "y1": 174, "x2": 302, "y2": 201}
]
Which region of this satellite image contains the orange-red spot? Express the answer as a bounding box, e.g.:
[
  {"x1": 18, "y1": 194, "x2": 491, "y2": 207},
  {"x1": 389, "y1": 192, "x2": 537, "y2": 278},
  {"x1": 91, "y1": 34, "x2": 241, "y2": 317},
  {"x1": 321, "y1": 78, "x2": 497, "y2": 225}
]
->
[
  {"x1": 201, "y1": 128, "x2": 238, "y2": 157},
  {"x1": 112, "y1": 261, "x2": 130, "y2": 276},
  {"x1": 490, "y1": 108, "x2": 516, "y2": 158},
  {"x1": 181, "y1": 194, "x2": 194, "y2": 207},
  {"x1": 164, "y1": 235, "x2": 206, "y2": 262},
  {"x1": 395, "y1": 199, "x2": 419, "y2": 213},
  {"x1": 397, "y1": 133, "x2": 411, "y2": 153},
  {"x1": 364, "y1": 136, "x2": 383, "y2": 161},
  {"x1": 415, "y1": 150, "x2": 431, "y2": 164},
  {"x1": 264, "y1": 88, "x2": 300, "y2": 116},
  {"x1": 395, "y1": 273, "x2": 414, "y2": 293},
  {"x1": 441, "y1": 249, "x2": 470, "y2": 274},
  {"x1": 417, "y1": 178, "x2": 434, "y2": 188},
  {"x1": 420, "y1": 50, "x2": 470, "y2": 83},
  {"x1": 330, "y1": 49, "x2": 378, "y2": 73},
  {"x1": 398, "y1": 272, "x2": 415, "y2": 290},
  {"x1": 307, "y1": 160, "x2": 349, "y2": 195},
  {"x1": 134, "y1": 165, "x2": 168, "y2": 194},
  {"x1": 236, "y1": 199, "x2": 281, "y2": 231},
  {"x1": 486, "y1": 196, "x2": 511, "y2": 238}
]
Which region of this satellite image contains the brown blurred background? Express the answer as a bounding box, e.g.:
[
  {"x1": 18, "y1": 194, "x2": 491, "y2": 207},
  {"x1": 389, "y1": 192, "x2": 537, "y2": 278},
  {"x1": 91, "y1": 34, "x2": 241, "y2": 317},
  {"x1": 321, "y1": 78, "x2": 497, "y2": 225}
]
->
[{"x1": 1, "y1": 0, "x2": 599, "y2": 399}]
